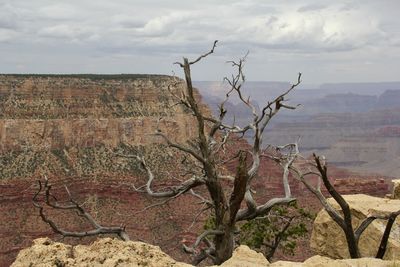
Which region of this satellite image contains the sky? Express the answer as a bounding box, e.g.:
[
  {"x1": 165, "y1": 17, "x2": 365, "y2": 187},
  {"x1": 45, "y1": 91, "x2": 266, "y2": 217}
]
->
[{"x1": 0, "y1": 0, "x2": 399, "y2": 84}]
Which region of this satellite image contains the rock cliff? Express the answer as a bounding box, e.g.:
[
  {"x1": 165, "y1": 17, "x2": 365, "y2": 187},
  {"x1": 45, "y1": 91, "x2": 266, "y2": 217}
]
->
[
  {"x1": 0, "y1": 74, "x2": 200, "y2": 152},
  {"x1": 0, "y1": 74, "x2": 208, "y2": 266}
]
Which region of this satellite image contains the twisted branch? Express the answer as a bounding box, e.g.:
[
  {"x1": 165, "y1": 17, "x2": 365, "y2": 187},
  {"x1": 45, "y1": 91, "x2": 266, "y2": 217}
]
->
[{"x1": 33, "y1": 177, "x2": 129, "y2": 241}]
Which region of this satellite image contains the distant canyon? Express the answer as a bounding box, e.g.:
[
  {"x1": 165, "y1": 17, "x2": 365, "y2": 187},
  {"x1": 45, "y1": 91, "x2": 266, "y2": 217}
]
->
[{"x1": 195, "y1": 81, "x2": 400, "y2": 177}]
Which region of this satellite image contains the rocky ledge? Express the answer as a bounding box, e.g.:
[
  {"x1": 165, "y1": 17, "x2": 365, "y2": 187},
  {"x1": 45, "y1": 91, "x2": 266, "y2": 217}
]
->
[{"x1": 12, "y1": 237, "x2": 400, "y2": 267}]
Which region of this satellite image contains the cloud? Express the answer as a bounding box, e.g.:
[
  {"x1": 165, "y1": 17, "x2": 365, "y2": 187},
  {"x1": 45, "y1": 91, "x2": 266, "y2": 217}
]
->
[
  {"x1": 297, "y1": 3, "x2": 327, "y2": 12},
  {"x1": 1, "y1": 0, "x2": 393, "y2": 53},
  {"x1": 38, "y1": 3, "x2": 82, "y2": 20},
  {"x1": 38, "y1": 24, "x2": 94, "y2": 40},
  {"x1": 0, "y1": 28, "x2": 19, "y2": 42},
  {"x1": 0, "y1": 3, "x2": 20, "y2": 30},
  {"x1": 227, "y1": 3, "x2": 388, "y2": 53},
  {"x1": 0, "y1": 0, "x2": 399, "y2": 82},
  {"x1": 111, "y1": 15, "x2": 146, "y2": 29},
  {"x1": 136, "y1": 12, "x2": 190, "y2": 37}
]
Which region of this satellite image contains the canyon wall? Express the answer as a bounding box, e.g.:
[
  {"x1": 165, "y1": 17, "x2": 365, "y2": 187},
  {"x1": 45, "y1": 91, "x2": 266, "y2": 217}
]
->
[
  {"x1": 0, "y1": 75, "x2": 392, "y2": 266},
  {"x1": 0, "y1": 74, "x2": 206, "y2": 265},
  {"x1": 0, "y1": 74, "x2": 198, "y2": 152}
]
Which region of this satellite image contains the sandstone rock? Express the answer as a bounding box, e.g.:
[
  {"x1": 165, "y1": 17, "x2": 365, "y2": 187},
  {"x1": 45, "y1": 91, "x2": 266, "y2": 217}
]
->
[
  {"x1": 392, "y1": 179, "x2": 400, "y2": 199},
  {"x1": 13, "y1": 238, "x2": 400, "y2": 267},
  {"x1": 212, "y1": 245, "x2": 270, "y2": 267},
  {"x1": 310, "y1": 194, "x2": 400, "y2": 259},
  {"x1": 11, "y1": 237, "x2": 191, "y2": 267},
  {"x1": 10, "y1": 238, "x2": 75, "y2": 267},
  {"x1": 271, "y1": 255, "x2": 400, "y2": 267},
  {"x1": 269, "y1": 261, "x2": 303, "y2": 267}
]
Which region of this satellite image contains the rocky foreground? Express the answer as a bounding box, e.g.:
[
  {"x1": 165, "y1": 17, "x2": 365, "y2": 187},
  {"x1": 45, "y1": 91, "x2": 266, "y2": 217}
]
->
[
  {"x1": 311, "y1": 194, "x2": 400, "y2": 259},
  {"x1": 11, "y1": 237, "x2": 400, "y2": 267}
]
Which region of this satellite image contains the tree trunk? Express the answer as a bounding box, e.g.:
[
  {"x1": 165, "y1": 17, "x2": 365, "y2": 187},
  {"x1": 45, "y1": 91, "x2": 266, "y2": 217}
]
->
[
  {"x1": 214, "y1": 227, "x2": 235, "y2": 265},
  {"x1": 343, "y1": 227, "x2": 360, "y2": 258}
]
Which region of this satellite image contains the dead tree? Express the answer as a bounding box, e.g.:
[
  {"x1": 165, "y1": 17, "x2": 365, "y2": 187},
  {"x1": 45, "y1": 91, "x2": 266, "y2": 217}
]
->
[
  {"x1": 119, "y1": 41, "x2": 302, "y2": 265},
  {"x1": 271, "y1": 146, "x2": 400, "y2": 259},
  {"x1": 33, "y1": 177, "x2": 130, "y2": 241}
]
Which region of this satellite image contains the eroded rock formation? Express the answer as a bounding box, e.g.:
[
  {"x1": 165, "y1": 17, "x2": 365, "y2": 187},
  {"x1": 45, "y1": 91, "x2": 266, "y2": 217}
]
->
[
  {"x1": 310, "y1": 194, "x2": 400, "y2": 259},
  {"x1": 11, "y1": 237, "x2": 192, "y2": 267},
  {"x1": 12, "y1": 238, "x2": 400, "y2": 267},
  {"x1": 391, "y1": 179, "x2": 400, "y2": 199},
  {"x1": 0, "y1": 74, "x2": 202, "y2": 152}
]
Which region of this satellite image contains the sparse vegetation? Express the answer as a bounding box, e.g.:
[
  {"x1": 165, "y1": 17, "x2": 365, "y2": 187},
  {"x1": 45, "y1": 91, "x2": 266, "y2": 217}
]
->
[{"x1": 239, "y1": 201, "x2": 314, "y2": 261}]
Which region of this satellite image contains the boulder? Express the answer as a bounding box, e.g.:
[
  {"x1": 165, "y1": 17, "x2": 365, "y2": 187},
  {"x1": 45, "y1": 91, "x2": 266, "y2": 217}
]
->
[
  {"x1": 213, "y1": 245, "x2": 270, "y2": 267},
  {"x1": 310, "y1": 194, "x2": 400, "y2": 259},
  {"x1": 392, "y1": 179, "x2": 400, "y2": 199}
]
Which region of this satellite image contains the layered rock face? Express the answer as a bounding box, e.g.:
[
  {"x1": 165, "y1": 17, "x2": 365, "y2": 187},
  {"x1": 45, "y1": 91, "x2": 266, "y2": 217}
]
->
[
  {"x1": 0, "y1": 74, "x2": 198, "y2": 153},
  {"x1": 0, "y1": 74, "x2": 207, "y2": 266},
  {"x1": 311, "y1": 194, "x2": 400, "y2": 259}
]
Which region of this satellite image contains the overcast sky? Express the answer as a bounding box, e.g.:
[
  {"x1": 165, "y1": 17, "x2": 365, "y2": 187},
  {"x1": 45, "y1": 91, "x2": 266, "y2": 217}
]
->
[{"x1": 0, "y1": 0, "x2": 399, "y2": 83}]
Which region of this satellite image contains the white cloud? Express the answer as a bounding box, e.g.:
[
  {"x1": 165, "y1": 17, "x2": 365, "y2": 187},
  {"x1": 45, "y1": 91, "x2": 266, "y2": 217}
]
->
[
  {"x1": 137, "y1": 12, "x2": 190, "y2": 37},
  {"x1": 0, "y1": 0, "x2": 399, "y2": 82},
  {"x1": 38, "y1": 24, "x2": 94, "y2": 40},
  {"x1": 0, "y1": 28, "x2": 19, "y2": 42},
  {"x1": 111, "y1": 15, "x2": 146, "y2": 29},
  {"x1": 298, "y1": 3, "x2": 327, "y2": 12},
  {"x1": 38, "y1": 3, "x2": 82, "y2": 20}
]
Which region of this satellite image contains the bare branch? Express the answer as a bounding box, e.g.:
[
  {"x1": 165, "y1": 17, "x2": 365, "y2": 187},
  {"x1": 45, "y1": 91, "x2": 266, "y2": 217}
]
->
[
  {"x1": 183, "y1": 229, "x2": 224, "y2": 254},
  {"x1": 174, "y1": 40, "x2": 218, "y2": 67},
  {"x1": 235, "y1": 143, "x2": 299, "y2": 222},
  {"x1": 223, "y1": 53, "x2": 258, "y2": 119},
  {"x1": 186, "y1": 202, "x2": 211, "y2": 231},
  {"x1": 236, "y1": 197, "x2": 296, "y2": 221},
  {"x1": 154, "y1": 130, "x2": 206, "y2": 164},
  {"x1": 290, "y1": 164, "x2": 347, "y2": 229},
  {"x1": 354, "y1": 216, "x2": 377, "y2": 241},
  {"x1": 116, "y1": 153, "x2": 205, "y2": 198},
  {"x1": 258, "y1": 73, "x2": 302, "y2": 133},
  {"x1": 189, "y1": 40, "x2": 218, "y2": 65},
  {"x1": 33, "y1": 178, "x2": 130, "y2": 241},
  {"x1": 376, "y1": 210, "x2": 400, "y2": 258},
  {"x1": 190, "y1": 189, "x2": 213, "y2": 207}
]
